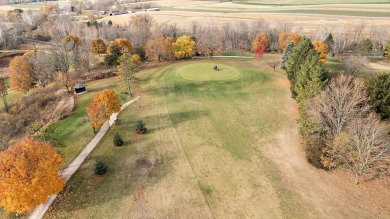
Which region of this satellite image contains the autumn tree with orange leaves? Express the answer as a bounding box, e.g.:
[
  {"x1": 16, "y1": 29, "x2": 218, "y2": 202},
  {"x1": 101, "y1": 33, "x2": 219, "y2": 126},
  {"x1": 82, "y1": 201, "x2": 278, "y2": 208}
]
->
[
  {"x1": 0, "y1": 137, "x2": 65, "y2": 213},
  {"x1": 114, "y1": 38, "x2": 133, "y2": 53},
  {"x1": 252, "y1": 32, "x2": 269, "y2": 51},
  {"x1": 8, "y1": 56, "x2": 34, "y2": 93},
  {"x1": 87, "y1": 89, "x2": 121, "y2": 132},
  {"x1": 278, "y1": 32, "x2": 301, "y2": 52},
  {"x1": 313, "y1": 40, "x2": 328, "y2": 64},
  {"x1": 145, "y1": 36, "x2": 165, "y2": 62},
  {"x1": 164, "y1": 37, "x2": 176, "y2": 60},
  {"x1": 90, "y1": 39, "x2": 107, "y2": 56}
]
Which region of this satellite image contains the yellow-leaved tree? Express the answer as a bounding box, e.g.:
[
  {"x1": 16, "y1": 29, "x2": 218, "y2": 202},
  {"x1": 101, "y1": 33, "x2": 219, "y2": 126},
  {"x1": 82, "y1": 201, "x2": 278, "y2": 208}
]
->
[
  {"x1": 0, "y1": 137, "x2": 65, "y2": 213},
  {"x1": 87, "y1": 89, "x2": 121, "y2": 132},
  {"x1": 172, "y1": 35, "x2": 195, "y2": 59},
  {"x1": 313, "y1": 40, "x2": 328, "y2": 64},
  {"x1": 117, "y1": 54, "x2": 141, "y2": 96},
  {"x1": 8, "y1": 56, "x2": 34, "y2": 93}
]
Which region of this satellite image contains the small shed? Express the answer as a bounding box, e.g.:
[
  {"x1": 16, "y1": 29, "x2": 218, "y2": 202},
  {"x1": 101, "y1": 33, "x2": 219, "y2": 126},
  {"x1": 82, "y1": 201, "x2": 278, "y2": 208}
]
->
[{"x1": 74, "y1": 83, "x2": 86, "y2": 94}]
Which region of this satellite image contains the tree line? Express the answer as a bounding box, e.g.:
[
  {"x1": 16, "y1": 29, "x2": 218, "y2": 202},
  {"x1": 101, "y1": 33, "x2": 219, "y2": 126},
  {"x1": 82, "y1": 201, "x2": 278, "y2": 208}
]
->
[{"x1": 281, "y1": 37, "x2": 390, "y2": 184}]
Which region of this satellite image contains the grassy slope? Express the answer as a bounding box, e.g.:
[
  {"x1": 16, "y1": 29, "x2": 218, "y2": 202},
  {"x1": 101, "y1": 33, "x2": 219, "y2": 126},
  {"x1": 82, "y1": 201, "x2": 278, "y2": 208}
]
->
[
  {"x1": 51, "y1": 77, "x2": 131, "y2": 167},
  {"x1": 45, "y1": 59, "x2": 313, "y2": 218}
]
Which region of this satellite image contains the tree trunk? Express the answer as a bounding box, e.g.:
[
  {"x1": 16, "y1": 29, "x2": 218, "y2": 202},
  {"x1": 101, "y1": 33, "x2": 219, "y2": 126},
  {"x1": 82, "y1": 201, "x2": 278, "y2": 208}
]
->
[
  {"x1": 126, "y1": 74, "x2": 132, "y2": 97},
  {"x1": 93, "y1": 126, "x2": 96, "y2": 133}
]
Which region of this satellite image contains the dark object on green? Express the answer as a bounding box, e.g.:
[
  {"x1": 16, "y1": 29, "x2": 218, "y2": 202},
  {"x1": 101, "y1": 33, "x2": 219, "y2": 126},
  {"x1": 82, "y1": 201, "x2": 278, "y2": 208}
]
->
[
  {"x1": 94, "y1": 160, "x2": 107, "y2": 175},
  {"x1": 113, "y1": 133, "x2": 124, "y2": 146},
  {"x1": 135, "y1": 120, "x2": 147, "y2": 134}
]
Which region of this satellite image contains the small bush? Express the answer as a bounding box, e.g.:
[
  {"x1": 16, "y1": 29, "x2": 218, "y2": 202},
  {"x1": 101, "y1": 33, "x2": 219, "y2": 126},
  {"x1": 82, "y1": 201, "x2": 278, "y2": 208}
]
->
[
  {"x1": 135, "y1": 120, "x2": 147, "y2": 134},
  {"x1": 94, "y1": 160, "x2": 107, "y2": 175},
  {"x1": 305, "y1": 137, "x2": 325, "y2": 169},
  {"x1": 113, "y1": 133, "x2": 124, "y2": 146}
]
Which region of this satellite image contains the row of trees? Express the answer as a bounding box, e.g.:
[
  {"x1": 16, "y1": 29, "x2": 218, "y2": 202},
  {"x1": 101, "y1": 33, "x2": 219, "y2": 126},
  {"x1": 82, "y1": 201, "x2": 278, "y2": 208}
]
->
[
  {"x1": 282, "y1": 37, "x2": 390, "y2": 183},
  {"x1": 2, "y1": 6, "x2": 390, "y2": 57}
]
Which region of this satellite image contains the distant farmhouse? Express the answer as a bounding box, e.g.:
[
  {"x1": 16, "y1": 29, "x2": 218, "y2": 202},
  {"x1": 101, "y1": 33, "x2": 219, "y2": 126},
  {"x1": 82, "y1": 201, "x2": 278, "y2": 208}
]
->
[{"x1": 109, "y1": 11, "x2": 128, "y2": 16}]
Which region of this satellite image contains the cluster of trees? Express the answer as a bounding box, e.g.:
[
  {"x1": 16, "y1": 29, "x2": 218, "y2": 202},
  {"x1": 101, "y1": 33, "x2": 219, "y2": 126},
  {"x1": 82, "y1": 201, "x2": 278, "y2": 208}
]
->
[{"x1": 282, "y1": 37, "x2": 390, "y2": 183}]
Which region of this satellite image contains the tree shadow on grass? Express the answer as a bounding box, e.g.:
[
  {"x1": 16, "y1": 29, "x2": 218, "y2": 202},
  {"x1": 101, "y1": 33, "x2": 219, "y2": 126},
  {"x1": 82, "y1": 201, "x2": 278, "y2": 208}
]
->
[{"x1": 142, "y1": 110, "x2": 209, "y2": 134}]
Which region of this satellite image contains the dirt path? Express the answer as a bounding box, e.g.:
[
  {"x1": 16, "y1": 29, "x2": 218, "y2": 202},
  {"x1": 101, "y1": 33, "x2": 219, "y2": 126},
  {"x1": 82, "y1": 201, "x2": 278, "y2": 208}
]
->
[
  {"x1": 369, "y1": 63, "x2": 390, "y2": 70},
  {"x1": 264, "y1": 78, "x2": 390, "y2": 218}
]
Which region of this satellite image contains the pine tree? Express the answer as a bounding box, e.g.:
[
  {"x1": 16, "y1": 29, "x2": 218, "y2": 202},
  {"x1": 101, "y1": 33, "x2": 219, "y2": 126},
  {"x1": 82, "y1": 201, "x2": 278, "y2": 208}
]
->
[
  {"x1": 113, "y1": 133, "x2": 124, "y2": 146},
  {"x1": 280, "y1": 41, "x2": 295, "y2": 70},
  {"x1": 367, "y1": 73, "x2": 390, "y2": 119},
  {"x1": 384, "y1": 41, "x2": 390, "y2": 61},
  {"x1": 285, "y1": 38, "x2": 314, "y2": 98},
  {"x1": 295, "y1": 50, "x2": 328, "y2": 103},
  {"x1": 324, "y1": 33, "x2": 334, "y2": 54}
]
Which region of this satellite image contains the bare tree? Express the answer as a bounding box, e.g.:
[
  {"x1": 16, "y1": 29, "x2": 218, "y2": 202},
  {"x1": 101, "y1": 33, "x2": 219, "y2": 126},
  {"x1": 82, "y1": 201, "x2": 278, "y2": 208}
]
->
[
  {"x1": 267, "y1": 59, "x2": 279, "y2": 71},
  {"x1": 129, "y1": 14, "x2": 154, "y2": 48},
  {"x1": 345, "y1": 56, "x2": 368, "y2": 74},
  {"x1": 27, "y1": 50, "x2": 56, "y2": 87},
  {"x1": 197, "y1": 26, "x2": 223, "y2": 59},
  {"x1": 307, "y1": 74, "x2": 371, "y2": 158},
  {"x1": 338, "y1": 113, "x2": 390, "y2": 184}
]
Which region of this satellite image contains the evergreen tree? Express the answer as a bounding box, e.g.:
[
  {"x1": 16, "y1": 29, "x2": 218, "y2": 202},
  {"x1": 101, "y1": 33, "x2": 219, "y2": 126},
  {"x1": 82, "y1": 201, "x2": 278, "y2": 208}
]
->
[
  {"x1": 113, "y1": 133, "x2": 124, "y2": 146},
  {"x1": 367, "y1": 73, "x2": 390, "y2": 119},
  {"x1": 384, "y1": 41, "x2": 390, "y2": 60},
  {"x1": 280, "y1": 41, "x2": 295, "y2": 70},
  {"x1": 295, "y1": 50, "x2": 328, "y2": 103},
  {"x1": 104, "y1": 44, "x2": 122, "y2": 66},
  {"x1": 94, "y1": 160, "x2": 107, "y2": 175},
  {"x1": 285, "y1": 38, "x2": 314, "y2": 98},
  {"x1": 324, "y1": 33, "x2": 334, "y2": 54}
]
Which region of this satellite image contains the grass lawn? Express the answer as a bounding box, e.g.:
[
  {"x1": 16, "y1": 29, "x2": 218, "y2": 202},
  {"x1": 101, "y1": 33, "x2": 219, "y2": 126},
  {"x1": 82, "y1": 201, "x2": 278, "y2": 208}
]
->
[
  {"x1": 45, "y1": 59, "x2": 312, "y2": 218},
  {"x1": 49, "y1": 77, "x2": 132, "y2": 168},
  {"x1": 221, "y1": 51, "x2": 255, "y2": 57}
]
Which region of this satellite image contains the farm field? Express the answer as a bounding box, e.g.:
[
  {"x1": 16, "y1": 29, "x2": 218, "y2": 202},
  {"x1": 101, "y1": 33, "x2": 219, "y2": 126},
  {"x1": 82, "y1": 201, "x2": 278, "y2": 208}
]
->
[{"x1": 44, "y1": 59, "x2": 390, "y2": 218}]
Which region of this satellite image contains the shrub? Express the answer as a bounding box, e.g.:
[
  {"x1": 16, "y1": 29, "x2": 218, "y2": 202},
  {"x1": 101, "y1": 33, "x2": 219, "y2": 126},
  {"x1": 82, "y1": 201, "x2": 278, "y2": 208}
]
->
[
  {"x1": 304, "y1": 137, "x2": 325, "y2": 169},
  {"x1": 113, "y1": 133, "x2": 124, "y2": 146},
  {"x1": 94, "y1": 160, "x2": 107, "y2": 175},
  {"x1": 135, "y1": 120, "x2": 147, "y2": 134},
  {"x1": 367, "y1": 73, "x2": 390, "y2": 119}
]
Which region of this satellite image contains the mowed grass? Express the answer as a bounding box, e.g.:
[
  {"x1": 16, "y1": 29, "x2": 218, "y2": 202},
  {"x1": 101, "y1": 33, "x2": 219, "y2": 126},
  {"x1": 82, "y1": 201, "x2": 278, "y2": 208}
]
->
[
  {"x1": 45, "y1": 59, "x2": 314, "y2": 218},
  {"x1": 49, "y1": 77, "x2": 131, "y2": 167}
]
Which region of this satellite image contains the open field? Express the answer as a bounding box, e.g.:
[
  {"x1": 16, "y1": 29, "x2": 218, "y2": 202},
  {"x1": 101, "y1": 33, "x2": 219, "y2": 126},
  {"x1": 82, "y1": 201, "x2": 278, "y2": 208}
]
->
[{"x1": 44, "y1": 59, "x2": 390, "y2": 218}]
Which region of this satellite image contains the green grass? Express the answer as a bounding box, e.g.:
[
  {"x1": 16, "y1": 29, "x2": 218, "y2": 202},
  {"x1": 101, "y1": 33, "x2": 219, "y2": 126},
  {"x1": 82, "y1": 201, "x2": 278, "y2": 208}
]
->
[
  {"x1": 49, "y1": 77, "x2": 131, "y2": 167},
  {"x1": 45, "y1": 59, "x2": 312, "y2": 218},
  {"x1": 221, "y1": 51, "x2": 254, "y2": 57},
  {"x1": 178, "y1": 63, "x2": 241, "y2": 81}
]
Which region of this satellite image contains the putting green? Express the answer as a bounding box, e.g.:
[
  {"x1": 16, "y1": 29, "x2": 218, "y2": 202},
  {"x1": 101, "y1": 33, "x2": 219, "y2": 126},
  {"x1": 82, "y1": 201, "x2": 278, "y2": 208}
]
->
[{"x1": 177, "y1": 63, "x2": 241, "y2": 81}]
